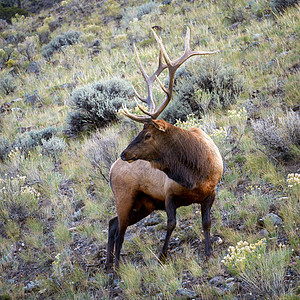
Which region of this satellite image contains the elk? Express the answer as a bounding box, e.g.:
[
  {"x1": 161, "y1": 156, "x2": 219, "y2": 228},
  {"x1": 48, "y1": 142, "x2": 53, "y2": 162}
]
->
[{"x1": 106, "y1": 28, "x2": 223, "y2": 271}]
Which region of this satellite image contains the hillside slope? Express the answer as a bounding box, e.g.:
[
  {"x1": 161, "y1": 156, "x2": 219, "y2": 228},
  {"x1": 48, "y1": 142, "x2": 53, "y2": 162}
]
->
[{"x1": 0, "y1": 0, "x2": 299, "y2": 298}]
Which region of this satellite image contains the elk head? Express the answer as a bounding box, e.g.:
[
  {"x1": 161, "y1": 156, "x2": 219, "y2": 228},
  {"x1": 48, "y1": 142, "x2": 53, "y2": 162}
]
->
[{"x1": 120, "y1": 28, "x2": 217, "y2": 163}]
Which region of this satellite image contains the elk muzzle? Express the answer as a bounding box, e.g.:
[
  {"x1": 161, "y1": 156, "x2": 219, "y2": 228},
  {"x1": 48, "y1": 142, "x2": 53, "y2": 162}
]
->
[{"x1": 120, "y1": 149, "x2": 137, "y2": 163}]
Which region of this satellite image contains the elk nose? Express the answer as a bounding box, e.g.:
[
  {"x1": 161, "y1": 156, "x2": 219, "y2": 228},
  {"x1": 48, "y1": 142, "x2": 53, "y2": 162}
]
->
[{"x1": 120, "y1": 151, "x2": 127, "y2": 161}]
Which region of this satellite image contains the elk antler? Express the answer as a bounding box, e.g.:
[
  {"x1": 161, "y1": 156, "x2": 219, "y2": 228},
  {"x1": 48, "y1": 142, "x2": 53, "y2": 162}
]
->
[{"x1": 121, "y1": 28, "x2": 218, "y2": 123}]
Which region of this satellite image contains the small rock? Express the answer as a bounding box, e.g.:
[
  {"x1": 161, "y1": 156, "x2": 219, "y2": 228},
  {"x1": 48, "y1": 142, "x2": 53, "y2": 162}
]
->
[
  {"x1": 257, "y1": 217, "x2": 264, "y2": 227},
  {"x1": 144, "y1": 214, "x2": 162, "y2": 226},
  {"x1": 229, "y1": 22, "x2": 240, "y2": 31},
  {"x1": 253, "y1": 33, "x2": 262, "y2": 41},
  {"x1": 266, "y1": 213, "x2": 283, "y2": 226},
  {"x1": 27, "y1": 62, "x2": 40, "y2": 75},
  {"x1": 225, "y1": 277, "x2": 235, "y2": 283},
  {"x1": 259, "y1": 229, "x2": 269, "y2": 237},
  {"x1": 238, "y1": 224, "x2": 245, "y2": 230},
  {"x1": 278, "y1": 51, "x2": 290, "y2": 58},
  {"x1": 175, "y1": 288, "x2": 198, "y2": 298},
  {"x1": 9, "y1": 98, "x2": 22, "y2": 104},
  {"x1": 92, "y1": 39, "x2": 101, "y2": 47},
  {"x1": 211, "y1": 236, "x2": 223, "y2": 245},
  {"x1": 24, "y1": 280, "x2": 40, "y2": 292},
  {"x1": 24, "y1": 92, "x2": 41, "y2": 106},
  {"x1": 209, "y1": 276, "x2": 225, "y2": 287}
]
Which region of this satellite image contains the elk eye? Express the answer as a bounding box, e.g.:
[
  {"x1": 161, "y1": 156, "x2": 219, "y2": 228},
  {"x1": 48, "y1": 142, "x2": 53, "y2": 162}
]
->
[{"x1": 145, "y1": 132, "x2": 151, "y2": 140}]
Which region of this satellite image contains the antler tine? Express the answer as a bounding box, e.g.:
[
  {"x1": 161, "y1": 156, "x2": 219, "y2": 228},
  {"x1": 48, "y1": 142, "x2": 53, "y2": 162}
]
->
[
  {"x1": 133, "y1": 44, "x2": 153, "y2": 108},
  {"x1": 133, "y1": 44, "x2": 167, "y2": 113},
  {"x1": 185, "y1": 27, "x2": 191, "y2": 52},
  {"x1": 121, "y1": 104, "x2": 152, "y2": 124},
  {"x1": 134, "y1": 44, "x2": 148, "y2": 82},
  {"x1": 152, "y1": 29, "x2": 171, "y2": 65},
  {"x1": 132, "y1": 85, "x2": 146, "y2": 103},
  {"x1": 148, "y1": 27, "x2": 218, "y2": 119},
  {"x1": 132, "y1": 42, "x2": 168, "y2": 115},
  {"x1": 124, "y1": 27, "x2": 218, "y2": 122}
]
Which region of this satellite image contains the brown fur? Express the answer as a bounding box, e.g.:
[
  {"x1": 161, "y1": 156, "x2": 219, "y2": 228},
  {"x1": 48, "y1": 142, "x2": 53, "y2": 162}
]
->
[
  {"x1": 151, "y1": 122, "x2": 214, "y2": 189},
  {"x1": 106, "y1": 119, "x2": 223, "y2": 271}
]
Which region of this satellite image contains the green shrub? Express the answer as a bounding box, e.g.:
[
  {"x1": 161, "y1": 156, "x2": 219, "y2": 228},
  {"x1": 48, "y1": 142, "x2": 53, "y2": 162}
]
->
[
  {"x1": 14, "y1": 127, "x2": 57, "y2": 153},
  {"x1": 252, "y1": 111, "x2": 300, "y2": 161},
  {"x1": 83, "y1": 127, "x2": 129, "y2": 182},
  {"x1": 41, "y1": 136, "x2": 66, "y2": 158},
  {"x1": 41, "y1": 30, "x2": 81, "y2": 59},
  {"x1": 222, "y1": 240, "x2": 291, "y2": 298},
  {"x1": 17, "y1": 35, "x2": 38, "y2": 61},
  {"x1": 0, "y1": 74, "x2": 17, "y2": 95},
  {"x1": 66, "y1": 78, "x2": 134, "y2": 136},
  {"x1": 0, "y1": 4, "x2": 28, "y2": 23},
  {"x1": 0, "y1": 174, "x2": 40, "y2": 222},
  {"x1": 0, "y1": 47, "x2": 14, "y2": 67},
  {"x1": 0, "y1": 136, "x2": 11, "y2": 161},
  {"x1": 162, "y1": 58, "x2": 244, "y2": 123},
  {"x1": 0, "y1": 127, "x2": 57, "y2": 160},
  {"x1": 137, "y1": 1, "x2": 158, "y2": 20},
  {"x1": 271, "y1": 0, "x2": 299, "y2": 13}
]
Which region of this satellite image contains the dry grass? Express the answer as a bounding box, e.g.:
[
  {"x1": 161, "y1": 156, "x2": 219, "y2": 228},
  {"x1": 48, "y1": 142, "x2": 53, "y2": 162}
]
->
[{"x1": 0, "y1": 0, "x2": 299, "y2": 298}]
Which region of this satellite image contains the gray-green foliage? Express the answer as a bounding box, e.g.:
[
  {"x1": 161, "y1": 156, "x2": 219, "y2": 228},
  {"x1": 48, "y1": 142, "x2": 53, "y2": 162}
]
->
[
  {"x1": 137, "y1": 1, "x2": 158, "y2": 20},
  {"x1": 0, "y1": 136, "x2": 11, "y2": 161},
  {"x1": 41, "y1": 136, "x2": 66, "y2": 158},
  {"x1": 252, "y1": 110, "x2": 300, "y2": 161},
  {"x1": 0, "y1": 127, "x2": 57, "y2": 160},
  {"x1": 66, "y1": 78, "x2": 134, "y2": 136},
  {"x1": 83, "y1": 127, "x2": 128, "y2": 182},
  {"x1": 41, "y1": 30, "x2": 81, "y2": 59},
  {"x1": 14, "y1": 127, "x2": 57, "y2": 152},
  {"x1": 162, "y1": 58, "x2": 244, "y2": 123},
  {"x1": 0, "y1": 74, "x2": 17, "y2": 95},
  {"x1": 121, "y1": 1, "x2": 158, "y2": 30},
  {"x1": 271, "y1": 0, "x2": 299, "y2": 12}
]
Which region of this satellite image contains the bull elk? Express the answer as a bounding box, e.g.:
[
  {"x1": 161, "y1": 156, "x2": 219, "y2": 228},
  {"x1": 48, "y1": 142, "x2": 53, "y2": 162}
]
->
[{"x1": 106, "y1": 28, "x2": 223, "y2": 271}]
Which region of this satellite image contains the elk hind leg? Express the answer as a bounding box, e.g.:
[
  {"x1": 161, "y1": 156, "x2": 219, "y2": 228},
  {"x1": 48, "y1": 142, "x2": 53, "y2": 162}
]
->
[
  {"x1": 105, "y1": 216, "x2": 118, "y2": 272},
  {"x1": 201, "y1": 192, "x2": 215, "y2": 258},
  {"x1": 114, "y1": 195, "x2": 155, "y2": 269}
]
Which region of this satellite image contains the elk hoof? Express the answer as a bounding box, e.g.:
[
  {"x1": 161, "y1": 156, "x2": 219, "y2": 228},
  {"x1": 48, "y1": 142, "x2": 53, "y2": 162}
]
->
[
  {"x1": 158, "y1": 252, "x2": 168, "y2": 264},
  {"x1": 104, "y1": 263, "x2": 114, "y2": 273},
  {"x1": 204, "y1": 253, "x2": 215, "y2": 263}
]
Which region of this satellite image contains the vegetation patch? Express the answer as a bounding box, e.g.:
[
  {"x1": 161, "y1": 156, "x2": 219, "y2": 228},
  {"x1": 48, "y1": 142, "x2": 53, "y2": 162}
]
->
[
  {"x1": 41, "y1": 30, "x2": 81, "y2": 59},
  {"x1": 66, "y1": 78, "x2": 134, "y2": 136},
  {"x1": 162, "y1": 58, "x2": 244, "y2": 123},
  {"x1": 0, "y1": 0, "x2": 298, "y2": 298},
  {"x1": 0, "y1": 4, "x2": 28, "y2": 23},
  {"x1": 252, "y1": 110, "x2": 300, "y2": 161}
]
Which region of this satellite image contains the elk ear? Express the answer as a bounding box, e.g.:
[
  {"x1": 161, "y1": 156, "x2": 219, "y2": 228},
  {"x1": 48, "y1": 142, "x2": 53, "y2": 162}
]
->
[{"x1": 152, "y1": 119, "x2": 167, "y2": 132}]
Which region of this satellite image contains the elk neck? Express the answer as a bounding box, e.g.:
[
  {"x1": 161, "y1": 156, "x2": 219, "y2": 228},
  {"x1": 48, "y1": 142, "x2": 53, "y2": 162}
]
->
[{"x1": 150, "y1": 124, "x2": 212, "y2": 189}]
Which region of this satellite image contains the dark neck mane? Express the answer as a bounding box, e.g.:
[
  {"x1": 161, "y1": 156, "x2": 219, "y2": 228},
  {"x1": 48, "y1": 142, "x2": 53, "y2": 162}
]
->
[{"x1": 152, "y1": 127, "x2": 211, "y2": 189}]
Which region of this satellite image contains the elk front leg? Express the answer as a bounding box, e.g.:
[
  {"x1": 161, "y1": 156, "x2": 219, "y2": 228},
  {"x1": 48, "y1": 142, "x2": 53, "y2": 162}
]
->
[
  {"x1": 158, "y1": 199, "x2": 177, "y2": 263},
  {"x1": 201, "y1": 192, "x2": 215, "y2": 258}
]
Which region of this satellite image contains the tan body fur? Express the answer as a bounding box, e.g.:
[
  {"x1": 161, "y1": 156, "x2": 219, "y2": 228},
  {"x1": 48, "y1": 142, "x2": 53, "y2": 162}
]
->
[{"x1": 110, "y1": 127, "x2": 223, "y2": 220}]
